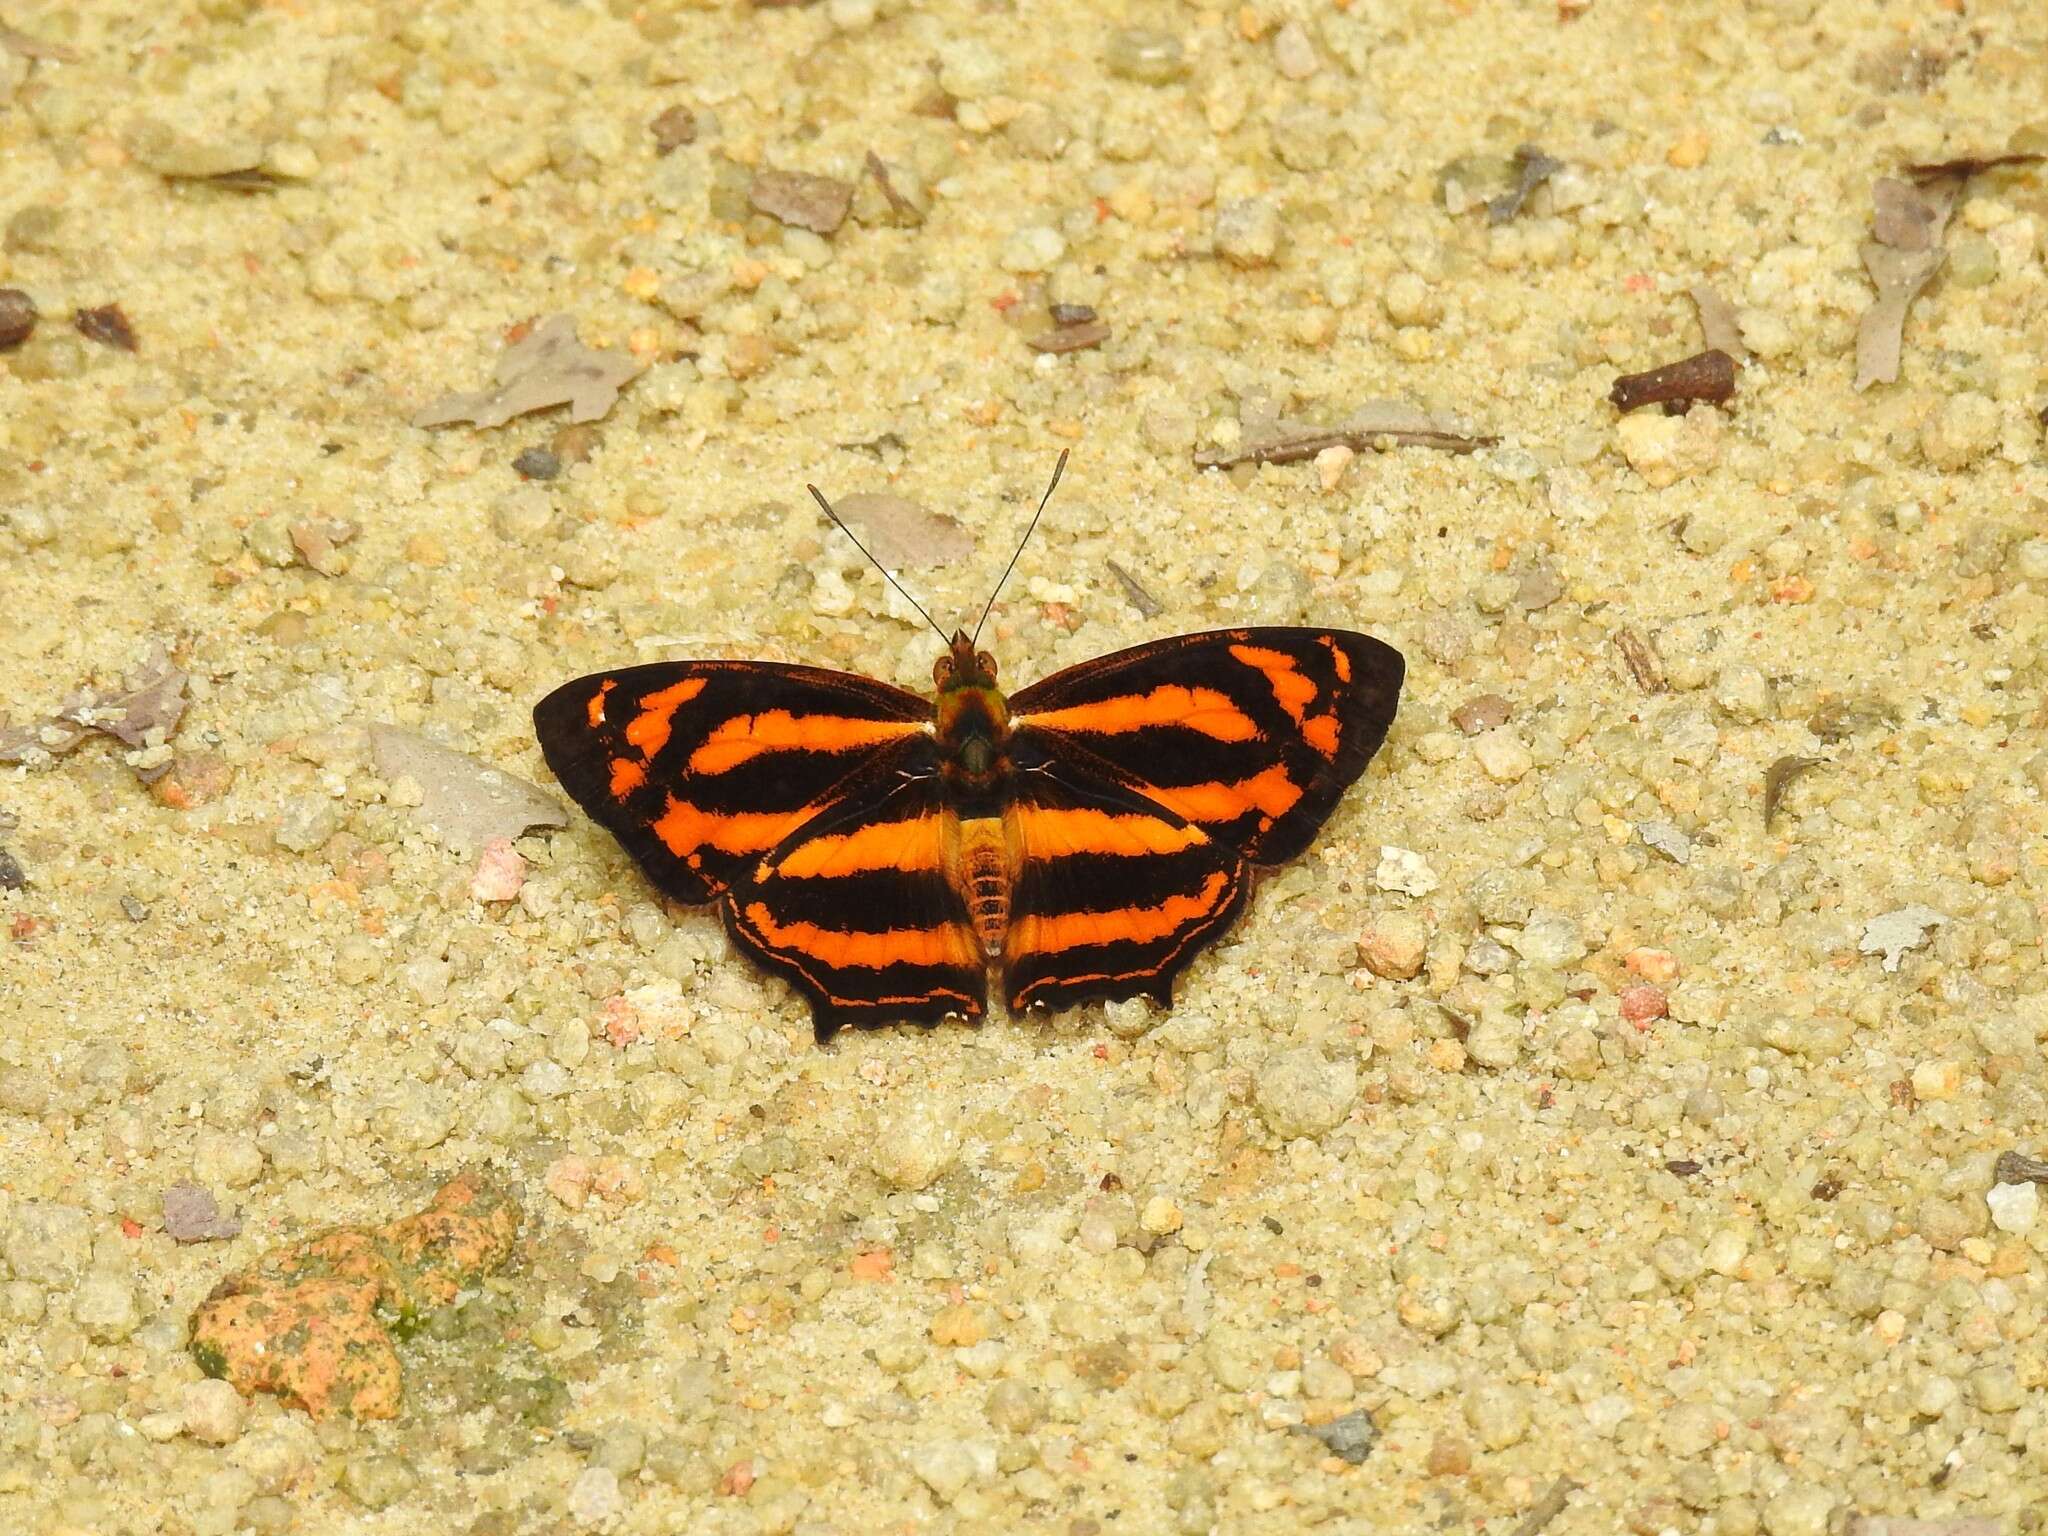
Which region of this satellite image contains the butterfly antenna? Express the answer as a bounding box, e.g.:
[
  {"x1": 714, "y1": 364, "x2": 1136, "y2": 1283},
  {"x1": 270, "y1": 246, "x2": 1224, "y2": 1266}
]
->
[
  {"x1": 807, "y1": 483, "x2": 948, "y2": 643},
  {"x1": 972, "y1": 448, "x2": 1069, "y2": 647}
]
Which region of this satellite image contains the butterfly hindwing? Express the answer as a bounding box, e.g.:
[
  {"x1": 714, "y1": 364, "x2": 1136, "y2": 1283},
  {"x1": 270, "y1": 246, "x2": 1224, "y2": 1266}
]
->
[
  {"x1": 729, "y1": 771, "x2": 987, "y2": 1033},
  {"x1": 532, "y1": 660, "x2": 931, "y2": 905},
  {"x1": 1001, "y1": 763, "x2": 1248, "y2": 1012},
  {"x1": 1009, "y1": 627, "x2": 1404, "y2": 866}
]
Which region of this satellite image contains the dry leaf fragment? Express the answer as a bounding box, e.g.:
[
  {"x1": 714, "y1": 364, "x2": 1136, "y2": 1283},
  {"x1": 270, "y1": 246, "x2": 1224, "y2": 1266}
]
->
[
  {"x1": 1106, "y1": 560, "x2": 1162, "y2": 618},
  {"x1": 1487, "y1": 145, "x2": 1563, "y2": 225},
  {"x1": 369, "y1": 726, "x2": 566, "y2": 852},
  {"x1": 1763, "y1": 754, "x2": 1823, "y2": 827},
  {"x1": 2, "y1": 650, "x2": 189, "y2": 776},
  {"x1": 164, "y1": 1183, "x2": 243, "y2": 1244},
  {"x1": 1612, "y1": 627, "x2": 1666, "y2": 694},
  {"x1": 748, "y1": 169, "x2": 853, "y2": 235},
  {"x1": 830, "y1": 492, "x2": 974, "y2": 570},
  {"x1": 289, "y1": 518, "x2": 357, "y2": 576},
  {"x1": 1903, "y1": 151, "x2": 2042, "y2": 184},
  {"x1": 1686, "y1": 283, "x2": 1748, "y2": 362},
  {"x1": 1027, "y1": 319, "x2": 1111, "y2": 354},
  {"x1": 1855, "y1": 173, "x2": 1963, "y2": 391},
  {"x1": 75, "y1": 304, "x2": 137, "y2": 351},
  {"x1": 411, "y1": 315, "x2": 642, "y2": 430},
  {"x1": 0, "y1": 20, "x2": 78, "y2": 60}
]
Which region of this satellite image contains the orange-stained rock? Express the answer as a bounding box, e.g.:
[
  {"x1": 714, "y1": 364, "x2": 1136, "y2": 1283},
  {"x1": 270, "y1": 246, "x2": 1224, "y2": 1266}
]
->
[{"x1": 190, "y1": 1173, "x2": 523, "y2": 1420}]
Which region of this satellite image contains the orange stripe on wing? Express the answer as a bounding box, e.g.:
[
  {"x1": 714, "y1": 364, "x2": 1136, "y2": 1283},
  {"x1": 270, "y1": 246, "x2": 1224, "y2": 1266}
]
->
[
  {"x1": 1009, "y1": 870, "x2": 1234, "y2": 956},
  {"x1": 586, "y1": 678, "x2": 617, "y2": 728},
  {"x1": 1023, "y1": 686, "x2": 1259, "y2": 743},
  {"x1": 739, "y1": 902, "x2": 978, "y2": 971},
  {"x1": 1014, "y1": 804, "x2": 1208, "y2": 858},
  {"x1": 689, "y1": 712, "x2": 918, "y2": 775},
  {"x1": 624, "y1": 677, "x2": 707, "y2": 757},
  {"x1": 609, "y1": 757, "x2": 648, "y2": 798},
  {"x1": 1228, "y1": 643, "x2": 1318, "y2": 724},
  {"x1": 1145, "y1": 764, "x2": 1302, "y2": 826},
  {"x1": 652, "y1": 796, "x2": 808, "y2": 861},
  {"x1": 1320, "y1": 633, "x2": 1353, "y2": 683},
  {"x1": 1302, "y1": 714, "x2": 1340, "y2": 758},
  {"x1": 772, "y1": 818, "x2": 944, "y2": 878}
]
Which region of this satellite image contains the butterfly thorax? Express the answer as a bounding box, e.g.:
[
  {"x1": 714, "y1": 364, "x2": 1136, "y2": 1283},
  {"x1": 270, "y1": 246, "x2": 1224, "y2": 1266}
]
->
[{"x1": 932, "y1": 631, "x2": 1011, "y2": 808}]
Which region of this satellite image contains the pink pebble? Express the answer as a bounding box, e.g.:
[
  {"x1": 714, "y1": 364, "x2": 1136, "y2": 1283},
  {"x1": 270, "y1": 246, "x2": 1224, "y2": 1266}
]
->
[
  {"x1": 1619, "y1": 984, "x2": 1668, "y2": 1025},
  {"x1": 470, "y1": 838, "x2": 525, "y2": 903}
]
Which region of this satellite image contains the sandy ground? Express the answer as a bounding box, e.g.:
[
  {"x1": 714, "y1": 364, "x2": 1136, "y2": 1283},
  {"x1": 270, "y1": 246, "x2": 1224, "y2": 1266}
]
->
[{"x1": 3, "y1": 0, "x2": 2047, "y2": 1532}]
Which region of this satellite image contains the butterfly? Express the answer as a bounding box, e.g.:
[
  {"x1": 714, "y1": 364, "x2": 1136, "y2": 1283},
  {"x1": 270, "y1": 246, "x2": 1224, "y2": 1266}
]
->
[{"x1": 532, "y1": 454, "x2": 1405, "y2": 1041}]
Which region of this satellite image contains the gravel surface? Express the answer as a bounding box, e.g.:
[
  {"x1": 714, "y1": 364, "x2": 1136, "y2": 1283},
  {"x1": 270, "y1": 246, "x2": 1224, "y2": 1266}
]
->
[{"x1": 2, "y1": 2, "x2": 2046, "y2": 1533}]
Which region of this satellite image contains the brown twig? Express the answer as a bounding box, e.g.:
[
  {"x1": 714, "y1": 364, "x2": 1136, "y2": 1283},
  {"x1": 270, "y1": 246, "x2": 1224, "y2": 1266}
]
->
[
  {"x1": 1195, "y1": 425, "x2": 1493, "y2": 469},
  {"x1": 1994, "y1": 1150, "x2": 2048, "y2": 1186},
  {"x1": 1609, "y1": 349, "x2": 1736, "y2": 414},
  {"x1": 1106, "y1": 560, "x2": 1162, "y2": 619},
  {"x1": 1903, "y1": 151, "x2": 2043, "y2": 184}
]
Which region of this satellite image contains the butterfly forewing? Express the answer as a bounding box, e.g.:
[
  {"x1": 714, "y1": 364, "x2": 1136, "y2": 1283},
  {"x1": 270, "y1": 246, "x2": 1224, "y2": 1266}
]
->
[
  {"x1": 534, "y1": 660, "x2": 931, "y2": 904},
  {"x1": 1009, "y1": 627, "x2": 1405, "y2": 865}
]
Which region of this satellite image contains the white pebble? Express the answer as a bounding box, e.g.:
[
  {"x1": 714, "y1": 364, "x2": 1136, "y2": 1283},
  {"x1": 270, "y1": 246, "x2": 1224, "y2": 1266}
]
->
[
  {"x1": 910, "y1": 1438, "x2": 996, "y2": 1503},
  {"x1": 1987, "y1": 1182, "x2": 2038, "y2": 1235},
  {"x1": 1254, "y1": 1048, "x2": 1357, "y2": 1139},
  {"x1": 1374, "y1": 846, "x2": 1439, "y2": 898},
  {"x1": 1471, "y1": 728, "x2": 1533, "y2": 783},
  {"x1": 181, "y1": 1379, "x2": 248, "y2": 1445},
  {"x1": 869, "y1": 1090, "x2": 960, "y2": 1190},
  {"x1": 569, "y1": 1466, "x2": 622, "y2": 1527}
]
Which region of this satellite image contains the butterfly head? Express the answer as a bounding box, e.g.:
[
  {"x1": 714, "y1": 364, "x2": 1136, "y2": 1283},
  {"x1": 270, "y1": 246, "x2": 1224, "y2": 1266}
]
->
[{"x1": 934, "y1": 629, "x2": 999, "y2": 693}]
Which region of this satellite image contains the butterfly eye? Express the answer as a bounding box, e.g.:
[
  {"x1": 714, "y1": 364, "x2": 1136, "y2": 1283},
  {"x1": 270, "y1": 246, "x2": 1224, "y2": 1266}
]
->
[
  {"x1": 977, "y1": 651, "x2": 998, "y2": 681},
  {"x1": 932, "y1": 655, "x2": 954, "y2": 688}
]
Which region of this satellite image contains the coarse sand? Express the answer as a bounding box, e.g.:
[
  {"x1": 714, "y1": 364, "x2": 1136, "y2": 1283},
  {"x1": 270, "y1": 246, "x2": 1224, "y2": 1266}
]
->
[{"x1": 2, "y1": 2, "x2": 2047, "y2": 1533}]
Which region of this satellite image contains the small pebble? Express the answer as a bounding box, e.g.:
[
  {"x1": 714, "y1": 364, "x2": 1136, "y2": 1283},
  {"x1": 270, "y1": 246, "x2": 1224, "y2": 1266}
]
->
[
  {"x1": 1908, "y1": 1060, "x2": 1959, "y2": 1101},
  {"x1": 1374, "y1": 846, "x2": 1439, "y2": 899},
  {"x1": 470, "y1": 838, "x2": 526, "y2": 903},
  {"x1": 869, "y1": 1090, "x2": 960, "y2": 1190},
  {"x1": 1254, "y1": 1048, "x2": 1357, "y2": 1139},
  {"x1": 1761, "y1": 1486, "x2": 1833, "y2": 1536},
  {"x1": 1357, "y1": 912, "x2": 1428, "y2": 979},
  {"x1": 0, "y1": 288, "x2": 36, "y2": 351},
  {"x1": 180, "y1": 1379, "x2": 247, "y2": 1445},
  {"x1": 568, "y1": 1466, "x2": 622, "y2": 1527},
  {"x1": 1618, "y1": 985, "x2": 1668, "y2": 1024},
  {"x1": 1471, "y1": 728, "x2": 1533, "y2": 783},
  {"x1": 274, "y1": 796, "x2": 341, "y2": 854},
  {"x1": 1919, "y1": 391, "x2": 1999, "y2": 470},
  {"x1": 1214, "y1": 200, "x2": 1281, "y2": 268},
  {"x1": 1450, "y1": 694, "x2": 1511, "y2": 736},
  {"x1": 512, "y1": 447, "x2": 561, "y2": 481},
  {"x1": 1272, "y1": 21, "x2": 1319, "y2": 80},
  {"x1": 909, "y1": 1438, "x2": 996, "y2": 1503},
  {"x1": 1105, "y1": 26, "x2": 1187, "y2": 84},
  {"x1": 1986, "y1": 1181, "x2": 2038, "y2": 1235}
]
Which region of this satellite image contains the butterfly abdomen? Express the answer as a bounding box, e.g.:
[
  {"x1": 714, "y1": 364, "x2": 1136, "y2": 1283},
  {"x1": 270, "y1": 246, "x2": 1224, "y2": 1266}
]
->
[{"x1": 950, "y1": 815, "x2": 1016, "y2": 958}]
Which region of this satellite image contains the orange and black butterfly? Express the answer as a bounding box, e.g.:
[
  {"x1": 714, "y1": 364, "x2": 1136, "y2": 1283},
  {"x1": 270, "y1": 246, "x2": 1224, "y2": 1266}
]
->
[{"x1": 533, "y1": 455, "x2": 1404, "y2": 1040}]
